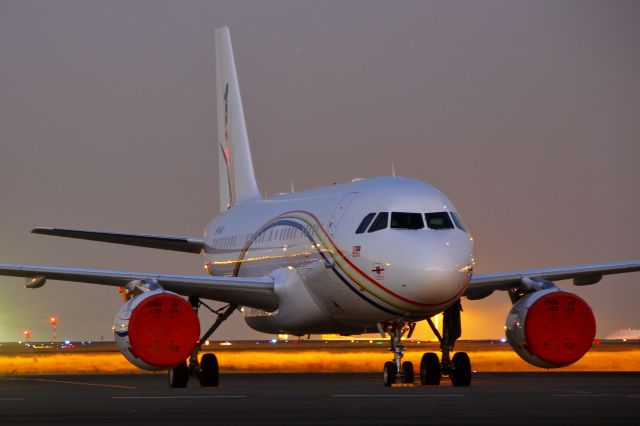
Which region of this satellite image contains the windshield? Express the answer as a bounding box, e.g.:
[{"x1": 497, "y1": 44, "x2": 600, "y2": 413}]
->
[
  {"x1": 391, "y1": 212, "x2": 424, "y2": 230},
  {"x1": 425, "y1": 212, "x2": 454, "y2": 230}
]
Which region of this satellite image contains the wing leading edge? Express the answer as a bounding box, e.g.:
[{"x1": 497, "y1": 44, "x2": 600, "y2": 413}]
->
[
  {"x1": 0, "y1": 264, "x2": 277, "y2": 311},
  {"x1": 466, "y1": 260, "x2": 640, "y2": 300}
]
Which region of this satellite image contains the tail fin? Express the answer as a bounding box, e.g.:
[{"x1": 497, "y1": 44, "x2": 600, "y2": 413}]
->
[{"x1": 215, "y1": 26, "x2": 262, "y2": 211}]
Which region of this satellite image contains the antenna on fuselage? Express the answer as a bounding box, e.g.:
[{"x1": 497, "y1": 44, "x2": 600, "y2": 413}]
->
[
  {"x1": 290, "y1": 180, "x2": 295, "y2": 193},
  {"x1": 391, "y1": 162, "x2": 397, "y2": 177}
]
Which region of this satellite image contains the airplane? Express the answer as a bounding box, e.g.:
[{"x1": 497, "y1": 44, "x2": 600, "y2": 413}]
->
[{"x1": 1, "y1": 26, "x2": 639, "y2": 388}]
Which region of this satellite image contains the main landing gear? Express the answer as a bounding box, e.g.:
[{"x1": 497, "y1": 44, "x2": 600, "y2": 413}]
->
[
  {"x1": 168, "y1": 299, "x2": 236, "y2": 388},
  {"x1": 424, "y1": 300, "x2": 471, "y2": 386},
  {"x1": 380, "y1": 301, "x2": 471, "y2": 387}
]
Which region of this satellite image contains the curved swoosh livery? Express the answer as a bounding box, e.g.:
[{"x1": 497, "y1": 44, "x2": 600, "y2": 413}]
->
[
  {"x1": 1, "y1": 27, "x2": 639, "y2": 388},
  {"x1": 225, "y1": 210, "x2": 469, "y2": 313}
]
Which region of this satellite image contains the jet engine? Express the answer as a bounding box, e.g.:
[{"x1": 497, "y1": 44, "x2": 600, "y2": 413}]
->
[
  {"x1": 505, "y1": 288, "x2": 596, "y2": 368},
  {"x1": 114, "y1": 288, "x2": 200, "y2": 370}
]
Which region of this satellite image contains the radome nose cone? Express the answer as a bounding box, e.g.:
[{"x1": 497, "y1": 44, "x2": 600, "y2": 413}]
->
[
  {"x1": 389, "y1": 230, "x2": 474, "y2": 308},
  {"x1": 398, "y1": 268, "x2": 470, "y2": 307}
]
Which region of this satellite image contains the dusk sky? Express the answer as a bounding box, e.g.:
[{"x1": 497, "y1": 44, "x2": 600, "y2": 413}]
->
[{"x1": 1, "y1": 0, "x2": 638, "y2": 342}]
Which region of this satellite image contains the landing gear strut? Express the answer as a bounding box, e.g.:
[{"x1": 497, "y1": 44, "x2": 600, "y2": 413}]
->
[
  {"x1": 424, "y1": 300, "x2": 471, "y2": 386},
  {"x1": 379, "y1": 322, "x2": 416, "y2": 387},
  {"x1": 379, "y1": 301, "x2": 471, "y2": 387},
  {"x1": 168, "y1": 298, "x2": 236, "y2": 388}
]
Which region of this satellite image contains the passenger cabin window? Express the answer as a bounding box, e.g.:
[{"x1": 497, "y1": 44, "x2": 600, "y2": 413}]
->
[
  {"x1": 355, "y1": 213, "x2": 376, "y2": 234},
  {"x1": 450, "y1": 212, "x2": 468, "y2": 232},
  {"x1": 425, "y1": 212, "x2": 454, "y2": 230},
  {"x1": 391, "y1": 212, "x2": 424, "y2": 230},
  {"x1": 367, "y1": 212, "x2": 388, "y2": 233}
]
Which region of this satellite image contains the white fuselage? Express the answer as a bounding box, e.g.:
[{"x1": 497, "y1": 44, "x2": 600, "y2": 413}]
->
[{"x1": 203, "y1": 176, "x2": 475, "y2": 335}]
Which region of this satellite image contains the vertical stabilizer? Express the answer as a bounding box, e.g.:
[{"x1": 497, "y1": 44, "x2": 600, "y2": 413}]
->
[{"x1": 215, "y1": 26, "x2": 262, "y2": 211}]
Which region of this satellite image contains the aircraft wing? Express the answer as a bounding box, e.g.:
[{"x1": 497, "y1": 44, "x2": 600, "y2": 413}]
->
[
  {"x1": 465, "y1": 260, "x2": 640, "y2": 300},
  {"x1": 31, "y1": 227, "x2": 204, "y2": 254},
  {"x1": 0, "y1": 264, "x2": 277, "y2": 311}
]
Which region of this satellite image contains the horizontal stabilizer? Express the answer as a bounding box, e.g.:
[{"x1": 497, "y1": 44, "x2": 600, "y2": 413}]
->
[{"x1": 32, "y1": 228, "x2": 204, "y2": 254}]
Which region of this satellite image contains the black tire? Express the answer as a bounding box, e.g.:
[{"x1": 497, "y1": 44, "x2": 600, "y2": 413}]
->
[
  {"x1": 383, "y1": 361, "x2": 397, "y2": 387},
  {"x1": 168, "y1": 361, "x2": 189, "y2": 388},
  {"x1": 199, "y1": 353, "x2": 219, "y2": 387},
  {"x1": 420, "y1": 352, "x2": 441, "y2": 386},
  {"x1": 401, "y1": 361, "x2": 414, "y2": 384},
  {"x1": 451, "y1": 352, "x2": 471, "y2": 387}
]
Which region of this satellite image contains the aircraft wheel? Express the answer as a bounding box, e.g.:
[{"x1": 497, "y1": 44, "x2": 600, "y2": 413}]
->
[
  {"x1": 420, "y1": 352, "x2": 441, "y2": 385},
  {"x1": 450, "y1": 352, "x2": 471, "y2": 387},
  {"x1": 383, "y1": 361, "x2": 397, "y2": 387},
  {"x1": 199, "y1": 353, "x2": 219, "y2": 387},
  {"x1": 401, "y1": 361, "x2": 414, "y2": 384},
  {"x1": 168, "y1": 361, "x2": 189, "y2": 388}
]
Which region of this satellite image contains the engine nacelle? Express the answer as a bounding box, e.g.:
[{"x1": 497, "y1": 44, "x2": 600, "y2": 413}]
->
[
  {"x1": 506, "y1": 288, "x2": 596, "y2": 368},
  {"x1": 114, "y1": 289, "x2": 200, "y2": 370}
]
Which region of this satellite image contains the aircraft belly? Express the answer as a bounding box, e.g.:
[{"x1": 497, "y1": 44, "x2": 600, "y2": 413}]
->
[{"x1": 205, "y1": 244, "x2": 439, "y2": 333}]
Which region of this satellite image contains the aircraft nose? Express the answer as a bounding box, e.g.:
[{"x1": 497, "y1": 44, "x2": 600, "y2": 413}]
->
[{"x1": 388, "y1": 231, "x2": 474, "y2": 309}]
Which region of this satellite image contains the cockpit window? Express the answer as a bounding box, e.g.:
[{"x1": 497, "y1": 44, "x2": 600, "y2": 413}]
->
[
  {"x1": 425, "y1": 212, "x2": 454, "y2": 230},
  {"x1": 355, "y1": 213, "x2": 376, "y2": 234},
  {"x1": 391, "y1": 212, "x2": 424, "y2": 230},
  {"x1": 367, "y1": 212, "x2": 388, "y2": 233},
  {"x1": 449, "y1": 211, "x2": 468, "y2": 232}
]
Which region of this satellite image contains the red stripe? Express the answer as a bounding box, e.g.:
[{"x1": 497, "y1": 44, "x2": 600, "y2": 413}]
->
[
  {"x1": 228, "y1": 209, "x2": 467, "y2": 309},
  {"x1": 287, "y1": 210, "x2": 466, "y2": 308}
]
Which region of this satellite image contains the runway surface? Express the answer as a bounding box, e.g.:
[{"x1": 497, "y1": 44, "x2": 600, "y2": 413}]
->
[{"x1": 0, "y1": 372, "x2": 638, "y2": 425}]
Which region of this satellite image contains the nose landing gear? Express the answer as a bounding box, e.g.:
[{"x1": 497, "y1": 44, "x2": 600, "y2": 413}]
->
[{"x1": 379, "y1": 322, "x2": 416, "y2": 387}]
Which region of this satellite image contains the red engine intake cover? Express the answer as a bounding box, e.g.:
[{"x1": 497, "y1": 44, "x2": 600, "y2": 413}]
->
[
  {"x1": 128, "y1": 293, "x2": 200, "y2": 368},
  {"x1": 524, "y1": 291, "x2": 596, "y2": 366}
]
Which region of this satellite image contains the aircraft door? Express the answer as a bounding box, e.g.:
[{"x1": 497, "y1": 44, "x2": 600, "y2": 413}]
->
[{"x1": 327, "y1": 192, "x2": 358, "y2": 237}]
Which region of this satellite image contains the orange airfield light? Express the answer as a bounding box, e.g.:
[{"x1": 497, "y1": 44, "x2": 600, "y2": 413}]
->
[{"x1": 49, "y1": 316, "x2": 58, "y2": 341}]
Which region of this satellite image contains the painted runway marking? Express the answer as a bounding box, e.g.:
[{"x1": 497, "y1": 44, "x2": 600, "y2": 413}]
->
[
  {"x1": 112, "y1": 395, "x2": 246, "y2": 400},
  {"x1": 0, "y1": 376, "x2": 135, "y2": 390},
  {"x1": 550, "y1": 394, "x2": 603, "y2": 397},
  {"x1": 332, "y1": 394, "x2": 464, "y2": 398}
]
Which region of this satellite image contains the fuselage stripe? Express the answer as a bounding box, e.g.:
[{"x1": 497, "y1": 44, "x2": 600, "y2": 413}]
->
[
  {"x1": 219, "y1": 209, "x2": 463, "y2": 312},
  {"x1": 284, "y1": 211, "x2": 465, "y2": 309}
]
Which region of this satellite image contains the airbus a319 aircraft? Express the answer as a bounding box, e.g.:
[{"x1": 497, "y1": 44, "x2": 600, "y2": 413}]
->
[{"x1": 2, "y1": 27, "x2": 639, "y2": 388}]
